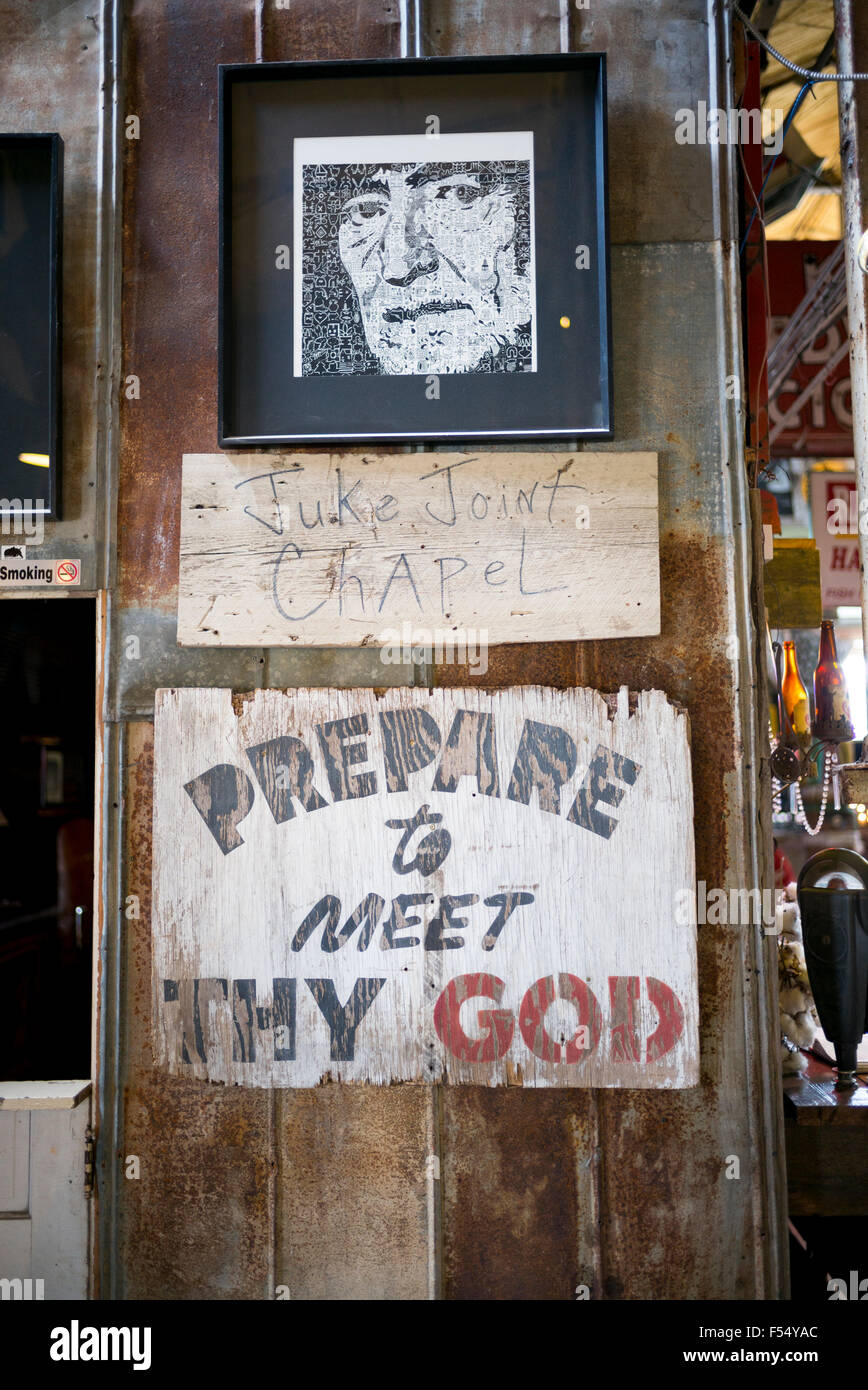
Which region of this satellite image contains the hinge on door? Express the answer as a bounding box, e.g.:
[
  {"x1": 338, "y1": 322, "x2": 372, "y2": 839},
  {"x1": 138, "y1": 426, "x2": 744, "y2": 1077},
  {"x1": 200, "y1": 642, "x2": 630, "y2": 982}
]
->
[{"x1": 84, "y1": 1124, "x2": 95, "y2": 1199}]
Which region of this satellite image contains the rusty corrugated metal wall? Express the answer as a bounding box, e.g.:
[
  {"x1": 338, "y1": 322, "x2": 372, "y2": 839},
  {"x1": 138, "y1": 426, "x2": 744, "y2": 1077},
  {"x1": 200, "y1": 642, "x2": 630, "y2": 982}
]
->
[{"x1": 1, "y1": 0, "x2": 789, "y2": 1298}]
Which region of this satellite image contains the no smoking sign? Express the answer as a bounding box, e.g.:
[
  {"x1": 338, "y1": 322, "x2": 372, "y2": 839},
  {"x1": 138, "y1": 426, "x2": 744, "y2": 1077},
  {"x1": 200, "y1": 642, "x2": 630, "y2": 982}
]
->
[{"x1": 0, "y1": 557, "x2": 81, "y2": 588}]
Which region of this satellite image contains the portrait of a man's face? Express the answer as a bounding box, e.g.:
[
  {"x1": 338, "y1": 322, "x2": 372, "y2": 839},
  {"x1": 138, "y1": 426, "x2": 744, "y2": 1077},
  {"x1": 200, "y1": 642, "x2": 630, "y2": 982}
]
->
[{"x1": 294, "y1": 133, "x2": 536, "y2": 377}]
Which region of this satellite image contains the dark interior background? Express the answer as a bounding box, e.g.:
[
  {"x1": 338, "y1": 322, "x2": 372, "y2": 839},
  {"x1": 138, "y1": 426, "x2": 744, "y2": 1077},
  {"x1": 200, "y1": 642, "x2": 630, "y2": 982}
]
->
[
  {"x1": 0, "y1": 597, "x2": 94, "y2": 1079},
  {"x1": 0, "y1": 138, "x2": 57, "y2": 512}
]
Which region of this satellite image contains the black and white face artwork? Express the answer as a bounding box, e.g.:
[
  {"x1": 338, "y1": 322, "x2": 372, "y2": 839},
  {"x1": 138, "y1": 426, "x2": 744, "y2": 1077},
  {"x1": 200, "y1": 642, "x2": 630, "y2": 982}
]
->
[{"x1": 294, "y1": 133, "x2": 536, "y2": 377}]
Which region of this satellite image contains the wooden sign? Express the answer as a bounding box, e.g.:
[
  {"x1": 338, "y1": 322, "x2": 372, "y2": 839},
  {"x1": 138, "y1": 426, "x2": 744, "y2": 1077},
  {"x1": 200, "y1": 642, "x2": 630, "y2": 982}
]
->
[
  {"x1": 152, "y1": 685, "x2": 698, "y2": 1088},
  {"x1": 177, "y1": 451, "x2": 659, "y2": 648},
  {"x1": 809, "y1": 472, "x2": 860, "y2": 610},
  {"x1": 764, "y1": 539, "x2": 822, "y2": 630},
  {"x1": 769, "y1": 241, "x2": 852, "y2": 459}
]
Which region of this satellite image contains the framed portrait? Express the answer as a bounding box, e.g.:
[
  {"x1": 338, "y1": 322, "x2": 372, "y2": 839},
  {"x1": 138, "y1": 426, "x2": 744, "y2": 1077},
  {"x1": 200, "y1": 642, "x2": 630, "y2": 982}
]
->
[
  {"x1": 0, "y1": 134, "x2": 63, "y2": 518},
  {"x1": 219, "y1": 55, "x2": 611, "y2": 446}
]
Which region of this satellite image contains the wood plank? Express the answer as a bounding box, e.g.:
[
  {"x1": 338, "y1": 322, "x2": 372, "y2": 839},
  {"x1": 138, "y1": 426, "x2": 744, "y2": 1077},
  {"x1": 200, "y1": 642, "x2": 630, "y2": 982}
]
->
[
  {"x1": 178, "y1": 451, "x2": 660, "y2": 648},
  {"x1": 783, "y1": 1054, "x2": 868, "y2": 1125},
  {"x1": 786, "y1": 1121, "x2": 868, "y2": 1216},
  {"x1": 0, "y1": 1216, "x2": 32, "y2": 1279},
  {"x1": 152, "y1": 684, "x2": 698, "y2": 1089},
  {"x1": 0, "y1": 1081, "x2": 91, "y2": 1111},
  {"x1": 0, "y1": 1111, "x2": 30, "y2": 1213},
  {"x1": 29, "y1": 1104, "x2": 90, "y2": 1299}
]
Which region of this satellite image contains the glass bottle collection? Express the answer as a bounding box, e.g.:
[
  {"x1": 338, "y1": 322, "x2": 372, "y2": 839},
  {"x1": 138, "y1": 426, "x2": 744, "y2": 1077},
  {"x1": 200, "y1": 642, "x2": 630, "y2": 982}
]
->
[
  {"x1": 779, "y1": 621, "x2": 854, "y2": 752},
  {"x1": 774, "y1": 619, "x2": 855, "y2": 836}
]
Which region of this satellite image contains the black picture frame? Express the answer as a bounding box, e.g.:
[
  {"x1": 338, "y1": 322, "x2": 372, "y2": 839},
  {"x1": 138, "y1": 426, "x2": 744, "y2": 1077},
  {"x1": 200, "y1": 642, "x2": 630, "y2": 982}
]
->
[
  {"x1": 0, "y1": 133, "x2": 63, "y2": 519},
  {"x1": 219, "y1": 55, "x2": 611, "y2": 447}
]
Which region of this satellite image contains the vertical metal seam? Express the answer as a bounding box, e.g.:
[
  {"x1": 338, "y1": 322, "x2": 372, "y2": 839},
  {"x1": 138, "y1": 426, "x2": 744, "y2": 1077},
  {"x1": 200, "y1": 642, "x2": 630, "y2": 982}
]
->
[
  {"x1": 559, "y1": 0, "x2": 571, "y2": 54},
  {"x1": 267, "y1": 1089, "x2": 277, "y2": 1298},
  {"x1": 709, "y1": 0, "x2": 788, "y2": 1298},
  {"x1": 415, "y1": 0, "x2": 423, "y2": 60},
  {"x1": 834, "y1": 0, "x2": 868, "y2": 670},
  {"x1": 711, "y1": 2, "x2": 772, "y2": 1299},
  {"x1": 425, "y1": 1084, "x2": 443, "y2": 1298},
  {"x1": 562, "y1": 2, "x2": 603, "y2": 1303},
  {"x1": 93, "y1": 0, "x2": 125, "y2": 1300},
  {"x1": 95, "y1": 0, "x2": 123, "y2": 598},
  {"x1": 96, "y1": 716, "x2": 126, "y2": 1299},
  {"x1": 88, "y1": 590, "x2": 108, "y2": 1298},
  {"x1": 399, "y1": 0, "x2": 424, "y2": 60},
  {"x1": 584, "y1": 1092, "x2": 604, "y2": 1297}
]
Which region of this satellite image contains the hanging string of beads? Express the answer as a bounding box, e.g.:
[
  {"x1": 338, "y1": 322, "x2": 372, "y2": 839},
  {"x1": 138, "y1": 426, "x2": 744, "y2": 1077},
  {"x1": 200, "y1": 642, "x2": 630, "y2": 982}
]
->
[{"x1": 793, "y1": 746, "x2": 832, "y2": 836}]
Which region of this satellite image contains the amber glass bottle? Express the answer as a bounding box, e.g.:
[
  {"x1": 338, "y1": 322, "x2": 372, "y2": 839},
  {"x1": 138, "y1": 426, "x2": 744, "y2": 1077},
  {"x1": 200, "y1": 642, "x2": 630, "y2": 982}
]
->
[
  {"x1": 812, "y1": 620, "x2": 854, "y2": 743},
  {"x1": 781, "y1": 640, "x2": 811, "y2": 749}
]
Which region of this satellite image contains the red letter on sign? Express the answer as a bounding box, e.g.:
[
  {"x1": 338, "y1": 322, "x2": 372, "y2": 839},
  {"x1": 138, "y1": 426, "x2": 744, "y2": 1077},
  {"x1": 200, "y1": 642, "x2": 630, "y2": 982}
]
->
[
  {"x1": 518, "y1": 974, "x2": 602, "y2": 1063},
  {"x1": 434, "y1": 974, "x2": 514, "y2": 1062},
  {"x1": 645, "y1": 977, "x2": 685, "y2": 1061}
]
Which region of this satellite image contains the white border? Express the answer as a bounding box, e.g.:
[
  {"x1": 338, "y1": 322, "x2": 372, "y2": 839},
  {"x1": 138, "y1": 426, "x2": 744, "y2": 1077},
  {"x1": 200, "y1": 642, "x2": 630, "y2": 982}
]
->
[{"x1": 292, "y1": 131, "x2": 536, "y2": 376}]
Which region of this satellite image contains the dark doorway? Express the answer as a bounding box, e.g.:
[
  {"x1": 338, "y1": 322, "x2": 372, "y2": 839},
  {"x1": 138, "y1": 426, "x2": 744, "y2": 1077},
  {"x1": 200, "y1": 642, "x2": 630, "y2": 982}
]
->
[{"x1": 0, "y1": 598, "x2": 95, "y2": 1079}]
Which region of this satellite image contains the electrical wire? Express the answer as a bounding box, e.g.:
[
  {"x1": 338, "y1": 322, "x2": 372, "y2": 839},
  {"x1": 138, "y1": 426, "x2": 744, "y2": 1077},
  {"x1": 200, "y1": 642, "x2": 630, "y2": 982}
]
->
[
  {"x1": 737, "y1": 128, "x2": 775, "y2": 482},
  {"x1": 740, "y1": 80, "x2": 815, "y2": 253},
  {"x1": 737, "y1": 131, "x2": 773, "y2": 389},
  {"x1": 732, "y1": 4, "x2": 868, "y2": 82}
]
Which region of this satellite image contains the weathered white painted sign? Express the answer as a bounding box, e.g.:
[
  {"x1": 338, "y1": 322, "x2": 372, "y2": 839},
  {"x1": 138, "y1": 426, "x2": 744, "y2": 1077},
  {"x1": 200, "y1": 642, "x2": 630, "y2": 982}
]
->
[
  {"x1": 152, "y1": 685, "x2": 698, "y2": 1088},
  {"x1": 810, "y1": 471, "x2": 860, "y2": 608},
  {"x1": 177, "y1": 451, "x2": 659, "y2": 648}
]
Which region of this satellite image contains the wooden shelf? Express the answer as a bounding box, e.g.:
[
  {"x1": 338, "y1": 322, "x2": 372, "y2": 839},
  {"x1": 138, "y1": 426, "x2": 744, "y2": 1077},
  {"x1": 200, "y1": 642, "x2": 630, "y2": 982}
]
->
[
  {"x1": 784, "y1": 1053, "x2": 868, "y2": 1124},
  {"x1": 784, "y1": 1055, "x2": 868, "y2": 1216}
]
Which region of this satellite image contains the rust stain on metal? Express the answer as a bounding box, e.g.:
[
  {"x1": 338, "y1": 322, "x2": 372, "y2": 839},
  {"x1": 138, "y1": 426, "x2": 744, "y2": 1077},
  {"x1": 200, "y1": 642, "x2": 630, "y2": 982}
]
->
[
  {"x1": 434, "y1": 641, "x2": 578, "y2": 690},
  {"x1": 441, "y1": 1088, "x2": 588, "y2": 1300},
  {"x1": 121, "y1": 720, "x2": 274, "y2": 1299},
  {"x1": 422, "y1": 1, "x2": 562, "y2": 57},
  {"x1": 583, "y1": 535, "x2": 735, "y2": 893},
  {"x1": 118, "y1": 4, "x2": 257, "y2": 608},
  {"x1": 585, "y1": 533, "x2": 762, "y2": 1297},
  {"x1": 275, "y1": 1085, "x2": 431, "y2": 1299},
  {"x1": 124, "y1": 724, "x2": 156, "y2": 1074},
  {"x1": 122, "y1": 1074, "x2": 273, "y2": 1299},
  {"x1": 262, "y1": 0, "x2": 403, "y2": 60}
]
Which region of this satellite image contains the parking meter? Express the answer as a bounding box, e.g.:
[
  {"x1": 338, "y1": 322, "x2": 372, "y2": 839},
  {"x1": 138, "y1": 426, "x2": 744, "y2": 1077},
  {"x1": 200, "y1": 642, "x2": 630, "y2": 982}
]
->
[{"x1": 796, "y1": 848, "x2": 868, "y2": 1089}]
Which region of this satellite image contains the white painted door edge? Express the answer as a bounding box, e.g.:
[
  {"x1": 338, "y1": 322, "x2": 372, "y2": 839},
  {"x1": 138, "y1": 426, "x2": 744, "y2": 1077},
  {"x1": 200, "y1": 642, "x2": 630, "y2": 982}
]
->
[{"x1": 0, "y1": 1081, "x2": 92, "y2": 1111}]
